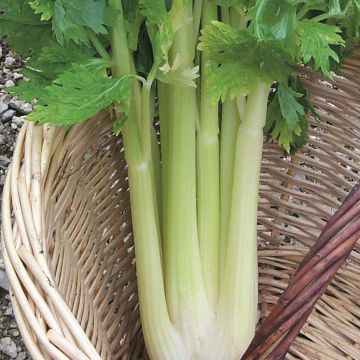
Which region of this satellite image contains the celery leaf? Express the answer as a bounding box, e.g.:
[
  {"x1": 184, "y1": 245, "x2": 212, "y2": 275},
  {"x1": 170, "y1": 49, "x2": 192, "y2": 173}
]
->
[
  {"x1": 9, "y1": 42, "x2": 97, "y2": 102},
  {"x1": 199, "y1": 22, "x2": 295, "y2": 100},
  {"x1": 28, "y1": 63, "x2": 132, "y2": 127},
  {"x1": 30, "y1": 0, "x2": 114, "y2": 44},
  {"x1": 298, "y1": 19, "x2": 345, "y2": 76},
  {"x1": 249, "y1": 0, "x2": 298, "y2": 42},
  {"x1": 29, "y1": 0, "x2": 54, "y2": 20},
  {"x1": 265, "y1": 83, "x2": 308, "y2": 153},
  {"x1": 123, "y1": 0, "x2": 143, "y2": 51},
  {"x1": 0, "y1": 0, "x2": 52, "y2": 56}
]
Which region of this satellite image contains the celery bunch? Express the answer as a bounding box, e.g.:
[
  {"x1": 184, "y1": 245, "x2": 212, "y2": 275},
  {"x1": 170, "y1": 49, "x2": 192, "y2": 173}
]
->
[{"x1": 2, "y1": 0, "x2": 360, "y2": 358}]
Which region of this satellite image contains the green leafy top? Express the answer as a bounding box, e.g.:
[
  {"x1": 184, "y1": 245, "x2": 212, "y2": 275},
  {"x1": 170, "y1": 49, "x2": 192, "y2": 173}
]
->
[
  {"x1": 198, "y1": 0, "x2": 360, "y2": 151},
  {"x1": 29, "y1": 0, "x2": 115, "y2": 44},
  {"x1": 27, "y1": 61, "x2": 132, "y2": 130},
  {"x1": 0, "y1": 0, "x2": 359, "y2": 150},
  {"x1": 0, "y1": 0, "x2": 52, "y2": 56},
  {"x1": 0, "y1": 0, "x2": 133, "y2": 131}
]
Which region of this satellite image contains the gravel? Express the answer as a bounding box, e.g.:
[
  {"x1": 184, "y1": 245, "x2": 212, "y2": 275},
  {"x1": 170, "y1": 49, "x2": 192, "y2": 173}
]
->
[
  {"x1": 0, "y1": 337, "x2": 17, "y2": 359},
  {"x1": 0, "y1": 38, "x2": 30, "y2": 360},
  {"x1": 9, "y1": 99, "x2": 32, "y2": 115}
]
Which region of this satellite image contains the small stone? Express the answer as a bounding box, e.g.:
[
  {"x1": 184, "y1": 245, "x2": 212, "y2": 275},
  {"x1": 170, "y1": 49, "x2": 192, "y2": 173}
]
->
[
  {"x1": 10, "y1": 330, "x2": 19, "y2": 337},
  {"x1": 9, "y1": 320, "x2": 18, "y2": 328},
  {"x1": 0, "y1": 93, "x2": 11, "y2": 104},
  {"x1": 0, "y1": 337, "x2": 17, "y2": 358},
  {"x1": 13, "y1": 73, "x2": 23, "y2": 81},
  {"x1": 4, "y1": 57, "x2": 16, "y2": 68},
  {"x1": 0, "y1": 134, "x2": 5, "y2": 145},
  {"x1": 4, "y1": 80, "x2": 15, "y2": 88},
  {"x1": 4, "y1": 307, "x2": 13, "y2": 316},
  {"x1": 12, "y1": 116, "x2": 24, "y2": 127},
  {"x1": 9, "y1": 99, "x2": 32, "y2": 115},
  {"x1": 0, "y1": 175, "x2": 5, "y2": 186},
  {"x1": 16, "y1": 352, "x2": 27, "y2": 360},
  {"x1": 11, "y1": 123, "x2": 17, "y2": 130},
  {"x1": 0, "y1": 101, "x2": 8, "y2": 114},
  {"x1": 0, "y1": 270, "x2": 9, "y2": 291},
  {"x1": 0, "y1": 155, "x2": 11, "y2": 167},
  {"x1": 1, "y1": 109, "x2": 16, "y2": 122},
  {"x1": 5, "y1": 73, "x2": 13, "y2": 81},
  {"x1": 0, "y1": 46, "x2": 3, "y2": 59}
]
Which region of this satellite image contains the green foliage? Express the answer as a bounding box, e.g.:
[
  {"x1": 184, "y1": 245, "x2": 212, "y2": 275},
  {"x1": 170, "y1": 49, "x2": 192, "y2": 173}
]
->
[
  {"x1": 298, "y1": 19, "x2": 344, "y2": 76},
  {"x1": 264, "y1": 76, "x2": 318, "y2": 153},
  {"x1": 28, "y1": 62, "x2": 132, "y2": 128},
  {"x1": 199, "y1": 21, "x2": 295, "y2": 100},
  {"x1": 9, "y1": 41, "x2": 96, "y2": 101},
  {"x1": 199, "y1": 0, "x2": 360, "y2": 150},
  {"x1": 249, "y1": 0, "x2": 298, "y2": 41},
  {"x1": 265, "y1": 83, "x2": 305, "y2": 153},
  {"x1": 0, "y1": 0, "x2": 52, "y2": 56},
  {"x1": 29, "y1": 0, "x2": 115, "y2": 44},
  {"x1": 123, "y1": 0, "x2": 143, "y2": 50},
  {"x1": 2, "y1": 0, "x2": 360, "y2": 151},
  {"x1": 29, "y1": 0, "x2": 54, "y2": 20},
  {"x1": 53, "y1": 0, "x2": 113, "y2": 44}
]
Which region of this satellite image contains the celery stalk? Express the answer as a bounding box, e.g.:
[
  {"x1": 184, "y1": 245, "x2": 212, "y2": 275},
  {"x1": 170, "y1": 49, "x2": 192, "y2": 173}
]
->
[
  {"x1": 218, "y1": 83, "x2": 270, "y2": 358},
  {"x1": 220, "y1": 99, "x2": 240, "y2": 274},
  {"x1": 197, "y1": 1, "x2": 220, "y2": 308},
  {"x1": 162, "y1": 3, "x2": 213, "y2": 349},
  {"x1": 109, "y1": 1, "x2": 183, "y2": 358}
]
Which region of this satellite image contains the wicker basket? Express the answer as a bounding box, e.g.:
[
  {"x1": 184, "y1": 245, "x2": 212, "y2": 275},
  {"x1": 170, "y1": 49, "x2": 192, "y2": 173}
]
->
[{"x1": 2, "y1": 49, "x2": 360, "y2": 360}]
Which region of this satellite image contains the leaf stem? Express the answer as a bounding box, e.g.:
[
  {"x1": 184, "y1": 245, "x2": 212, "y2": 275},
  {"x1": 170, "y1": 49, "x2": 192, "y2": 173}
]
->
[
  {"x1": 87, "y1": 30, "x2": 111, "y2": 65},
  {"x1": 297, "y1": 4, "x2": 310, "y2": 20},
  {"x1": 311, "y1": 12, "x2": 332, "y2": 22}
]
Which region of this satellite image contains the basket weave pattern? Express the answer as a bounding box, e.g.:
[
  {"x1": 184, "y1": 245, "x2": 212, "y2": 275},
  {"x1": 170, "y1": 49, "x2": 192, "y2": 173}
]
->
[{"x1": 1, "y1": 49, "x2": 360, "y2": 359}]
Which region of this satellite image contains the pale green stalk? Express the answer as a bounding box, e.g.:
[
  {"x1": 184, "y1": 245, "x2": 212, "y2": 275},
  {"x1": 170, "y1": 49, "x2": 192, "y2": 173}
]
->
[
  {"x1": 151, "y1": 126, "x2": 162, "y2": 227},
  {"x1": 158, "y1": 81, "x2": 171, "y2": 241},
  {"x1": 127, "y1": 164, "x2": 187, "y2": 360},
  {"x1": 220, "y1": 99, "x2": 240, "y2": 274},
  {"x1": 108, "y1": 1, "x2": 185, "y2": 358},
  {"x1": 197, "y1": 0, "x2": 220, "y2": 308},
  {"x1": 149, "y1": 83, "x2": 162, "y2": 217},
  {"x1": 141, "y1": 83, "x2": 163, "y2": 261},
  {"x1": 162, "y1": 1, "x2": 213, "y2": 350},
  {"x1": 219, "y1": 7, "x2": 247, "y2": 276},
  {"x1": 218, "y1": 83, "x2": 270, "y2": 358}
]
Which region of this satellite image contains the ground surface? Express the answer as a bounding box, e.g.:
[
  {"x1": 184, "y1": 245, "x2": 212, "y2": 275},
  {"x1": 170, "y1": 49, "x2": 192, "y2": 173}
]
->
[{"x1": 0, "y1": 39, "x2": 32, "y2": 360}]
